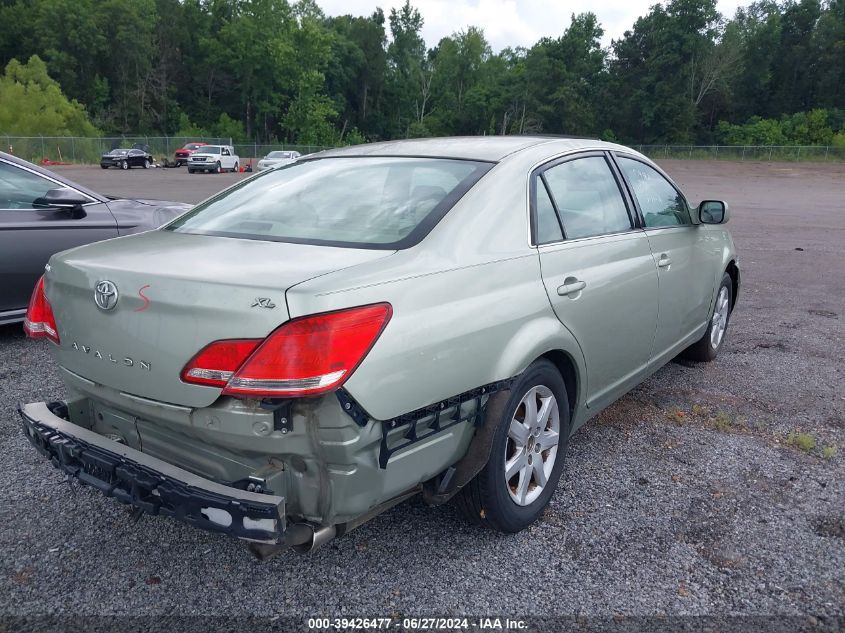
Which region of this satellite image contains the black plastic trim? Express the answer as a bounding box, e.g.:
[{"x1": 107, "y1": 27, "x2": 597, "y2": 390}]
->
[
  {"x1": 337, "y1": 379, "x2": 514, "y2": 469},
  {"x1": 19, "y1": 406, "x2": 284, "y2": 543}
]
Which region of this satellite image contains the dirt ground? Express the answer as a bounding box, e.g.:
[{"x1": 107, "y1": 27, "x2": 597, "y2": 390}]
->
[{"x1": 1, "y1": 159, "x2": 843, "y2": 624}]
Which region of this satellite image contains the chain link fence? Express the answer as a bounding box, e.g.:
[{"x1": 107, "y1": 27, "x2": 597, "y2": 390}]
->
[
  {"x1": 3, "y1": 136, "x2": 844, "y2": 164},
  {"x1": 232, "y1": 142, "x2": 334, "y2": 162},
  {"x1": 1, "y1": 136, "x2": 334, "y2": 165},
  {"x1": 634, "y1": 144, "x2": 845, "y2": 162}
]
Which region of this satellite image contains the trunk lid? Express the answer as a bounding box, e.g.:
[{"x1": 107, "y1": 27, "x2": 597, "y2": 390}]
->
[{"x1": 46, "y1": 230, "x2": 394, "y2": 408}]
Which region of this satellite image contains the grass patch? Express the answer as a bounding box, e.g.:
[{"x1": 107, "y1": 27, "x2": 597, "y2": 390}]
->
[
  {"x1": 665, "y1": 408, "x2": 687, "y2": 424},
  {"x1": 691, "y1": 404, "x2": 710, "y2": 417},
  {"x1": 822, "y1": 446, "x2": 838, "y2": 460},
  {"x1": 786, "y1": 432, "x2": 817, "y2": 453},
  {"x1": 712, "y1": 411, "x2": 732, "y2": 432}
]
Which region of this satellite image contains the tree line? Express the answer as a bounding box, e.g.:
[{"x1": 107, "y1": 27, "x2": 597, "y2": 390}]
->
[{"x1": 0, "y1": 0, "x2": 843, "y2": 146}]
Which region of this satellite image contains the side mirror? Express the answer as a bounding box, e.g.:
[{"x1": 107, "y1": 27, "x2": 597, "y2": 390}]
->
[
  {"x1": 698, "y1": 200, "x2": 728, "y2": 224},
  {"x1": 35, "y1": 187, "x2": 89, "y2": 218}
]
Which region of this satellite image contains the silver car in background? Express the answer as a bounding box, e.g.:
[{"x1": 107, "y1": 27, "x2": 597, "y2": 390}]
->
[{"x1": 257, "y1": 150, "x2": 301, "y2": 171}]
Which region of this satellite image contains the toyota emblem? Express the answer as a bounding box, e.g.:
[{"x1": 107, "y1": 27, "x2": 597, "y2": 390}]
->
[{"x1": 94, "y1": 280, "x2": 119, "y2": 311}]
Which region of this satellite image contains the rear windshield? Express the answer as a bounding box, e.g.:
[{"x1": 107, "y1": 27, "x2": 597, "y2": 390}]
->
[
  {"x1": 267, "y1": 151, "x2": 292, "y2": 158},
  {"x1": 166, "y1": 156, "x2": 491, "y2": 249}
]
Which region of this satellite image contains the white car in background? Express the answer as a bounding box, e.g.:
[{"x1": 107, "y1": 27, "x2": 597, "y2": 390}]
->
[
  {"x1": 187, "y1": 145, "x2": 240, "y2": 174},
  {"x1": 257, "y1": 150, "x2": 301, "y2": 171}
]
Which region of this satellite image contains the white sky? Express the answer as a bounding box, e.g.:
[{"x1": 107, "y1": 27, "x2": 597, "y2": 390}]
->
[{"x1": 319, "y1": 0, "x2": 752, "y2": 50}]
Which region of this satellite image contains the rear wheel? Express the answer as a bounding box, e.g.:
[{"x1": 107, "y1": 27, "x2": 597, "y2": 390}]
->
[
  {"x1": 682, "y1": 272, "x2": 733, "y2": 362},
  {"x1": 455, "y1": 359, "x2": 570, "y2": 533}
]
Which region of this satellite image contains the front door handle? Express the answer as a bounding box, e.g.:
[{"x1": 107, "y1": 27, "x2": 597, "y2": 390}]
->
[
  {"x1": 657, "y1": 254, "x2": 672, "y2": 268},
  {"x1": 557, "y1": 279, "x2": 587, "y2": 296}
]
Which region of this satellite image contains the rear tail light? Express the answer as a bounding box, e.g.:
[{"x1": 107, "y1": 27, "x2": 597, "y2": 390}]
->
[
  {"x1": 181, "y1": 303, "x2": 392, "y2": 398},
  {"x1": 180, "y1": 339, "x2": 261, "y2": 387},
  {"x1": 23, "y1": 275, "x2": 60, "y2": 344}
]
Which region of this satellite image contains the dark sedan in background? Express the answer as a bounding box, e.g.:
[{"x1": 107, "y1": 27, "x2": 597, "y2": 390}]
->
[
  {"x1": 100, "y1": 144, "x2": 154, "y2": 169},
  {"x1": 0, "y1": 151, "x2": 190, "y2": 325}
]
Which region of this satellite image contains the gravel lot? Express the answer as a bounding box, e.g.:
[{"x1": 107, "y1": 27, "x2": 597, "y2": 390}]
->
[{"x1": 1, "y1": 160, "x2": 843, "y2": 623}]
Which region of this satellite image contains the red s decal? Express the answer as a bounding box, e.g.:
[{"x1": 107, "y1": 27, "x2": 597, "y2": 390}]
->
[{"x1": 134, "y1": 284, "x2": 151, "y2": 312}]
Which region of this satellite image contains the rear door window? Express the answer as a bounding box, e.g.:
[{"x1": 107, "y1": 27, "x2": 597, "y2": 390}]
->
[
  {"x1": 533, "y1": 178, "x2": 564, "y2": 244},
  {"x1": 541, "y1": 156, "x2": 632, "y2": 240}
]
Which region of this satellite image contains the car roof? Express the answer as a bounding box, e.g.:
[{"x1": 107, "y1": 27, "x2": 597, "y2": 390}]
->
[
  {"x1": 314, "y1": 135, "x2": 623, "y2": 162},
  {"x1": 0, "y1": 150, "x2": 106, "y2": 202}
]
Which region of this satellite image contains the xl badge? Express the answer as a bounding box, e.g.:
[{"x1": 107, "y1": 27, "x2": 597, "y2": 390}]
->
[
  {"x1": 252, "y1": 297, "x2": 276, "y2": 309},
  {"x1": 94, "y1": 280, "x2": 119, "y2": 311}
]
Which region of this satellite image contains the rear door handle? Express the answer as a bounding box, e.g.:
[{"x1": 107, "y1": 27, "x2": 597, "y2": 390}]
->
[
  {"x1": 657, "y1": 254, "x2": 672, "y2": 268},
  {"x1": 557, "y1": 279, "x2": 587, "y2": 296}
]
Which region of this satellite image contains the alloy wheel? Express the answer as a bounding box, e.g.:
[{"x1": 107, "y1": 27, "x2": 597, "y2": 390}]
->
[
  {"x1": 710, "y1": 286, "x2": 730, "y2": 349},
  {"x1": 504, "y1": 385, "x2": 560, "y2": 506}
]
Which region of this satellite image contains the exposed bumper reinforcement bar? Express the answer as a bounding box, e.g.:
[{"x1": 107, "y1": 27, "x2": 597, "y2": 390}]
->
[{"x1": 18, "y1": 401, "x2": 286, "y2": 544}]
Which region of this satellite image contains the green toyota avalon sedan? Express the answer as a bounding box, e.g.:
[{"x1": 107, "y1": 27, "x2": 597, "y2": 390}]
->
[{"x1": 19, "y1": 136, "x2": 738, "y2": 556}]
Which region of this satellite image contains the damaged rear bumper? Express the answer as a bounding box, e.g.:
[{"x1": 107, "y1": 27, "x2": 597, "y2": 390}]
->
[{"x1": 19, "y1": 401, "x2": 286, "y2": 544}]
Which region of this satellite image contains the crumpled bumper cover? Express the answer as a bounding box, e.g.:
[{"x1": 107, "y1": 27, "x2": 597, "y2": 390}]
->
[{"x1": 19, "y1": 402, "x2": 286, "y2": 544}]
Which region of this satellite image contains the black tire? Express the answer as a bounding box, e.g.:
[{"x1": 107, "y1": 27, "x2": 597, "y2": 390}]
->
[
  {"x1": 216, "y1": 161, "x2": 222, "y2": 174},
  {"x1": 682, "y1": 272, "x2": 733, "y2": 362},
  {"x1": 120, "y1": 160, "x2": 128, "y2": 170},
  {"x1": 232, "y1": 161, "x2": 239, "y2": 173},
  {"x1": 143, "y1": 158, "x2": 151, "y2": 169},
  {"x1": 100, "y1": 165, "x2": 108, "y2": 169},
  {"x1": 455, "y1": 359, "x2": 571, "y2": 533},
  {"x1": 187, "y1": 168, "x2": 195, "y2": 174}
]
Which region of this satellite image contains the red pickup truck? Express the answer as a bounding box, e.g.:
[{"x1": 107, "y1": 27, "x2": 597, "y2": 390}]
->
[{"x1": 174, "y1": 142, "x2": 208, "y2": 166}]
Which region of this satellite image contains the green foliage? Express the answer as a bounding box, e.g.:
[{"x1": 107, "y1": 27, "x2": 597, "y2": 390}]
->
[
  {"x1": 341, "y1": 127, "x2": 367, "y2": 145},
  {"x1": 0, "y1": 55, "x2": 99, "y2": 136},
  {"x1": 174, "y1": 113, "x2": 210, "y2": 139},
  {"x1": 786, "y1": 431, "x2": 817, "y2": 453},
  {"x1": 0, "y1": 0, "x2": 843, "y2": 145},
  {"x1": 716, "y1": 109, "x2": 844, "y2": 145},
  {"x1": 212, "y1": 113, "x2": 246, "y2": 142},
  {"x1": 386, "y1": 1, "x2": 428, "y2": 136},
  {"x1": 665, "y1": 408, "x2": 687, "y2": 424},
  {"x1": 712, "y1": 411, "x2": 732, "y2": 432}
]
